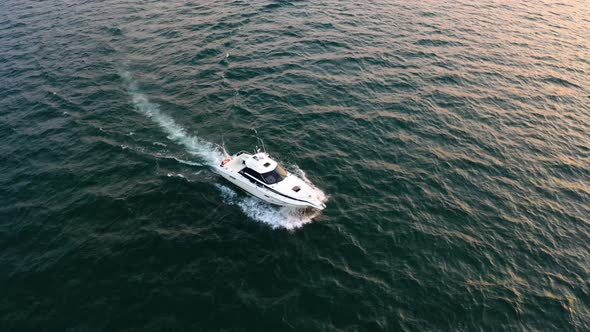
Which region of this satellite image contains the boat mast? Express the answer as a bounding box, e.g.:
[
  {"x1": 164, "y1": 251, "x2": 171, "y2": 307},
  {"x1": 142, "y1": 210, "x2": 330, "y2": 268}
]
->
[{"x1": 252, "y1": 128, "x2": 267, "y2": 154}]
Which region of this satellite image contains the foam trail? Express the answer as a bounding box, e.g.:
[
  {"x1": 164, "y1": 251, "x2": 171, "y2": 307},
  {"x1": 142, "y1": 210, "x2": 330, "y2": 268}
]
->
[
  {"x1": 173, "y1": 157, "x2": 203, "y2": 167},
  {"x1": 122, "y1": 71, "x2": 324, "y2": 229},
  {"x1": 121, "y1": 71, "x2": 224, "y2": 166},
  {"x1": 215, "y1": 184, "x2": 321, "y2": 230}
]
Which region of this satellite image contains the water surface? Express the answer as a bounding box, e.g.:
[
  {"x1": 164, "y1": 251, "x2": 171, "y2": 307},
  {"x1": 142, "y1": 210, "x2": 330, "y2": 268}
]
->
[{"x1": 1, "y1": 0, "x2": 589, "y2": 330}]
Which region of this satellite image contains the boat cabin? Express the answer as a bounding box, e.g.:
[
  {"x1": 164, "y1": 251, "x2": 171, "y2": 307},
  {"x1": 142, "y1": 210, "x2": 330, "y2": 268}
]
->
[{"x1": 239, "y1": 153, "x2": 288, "y2": 185}]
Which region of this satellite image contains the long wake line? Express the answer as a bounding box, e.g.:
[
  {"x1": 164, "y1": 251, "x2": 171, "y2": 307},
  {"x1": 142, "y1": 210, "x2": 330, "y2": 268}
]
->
[
  {"x1": 121, "y1": 71, "x2": 323, "y2": 229},
  {"x1": 121, "y1": 71, "x2": 225, "y2": 166}
]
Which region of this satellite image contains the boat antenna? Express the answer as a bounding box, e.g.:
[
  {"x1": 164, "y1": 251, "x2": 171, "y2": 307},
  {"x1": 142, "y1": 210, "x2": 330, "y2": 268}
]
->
[
  {"x1": 221, "y1": 133, "x2": 228, "y2": 157},
  {"x1": 252, "y1": 128, "x2": 266, "y2": 153}
]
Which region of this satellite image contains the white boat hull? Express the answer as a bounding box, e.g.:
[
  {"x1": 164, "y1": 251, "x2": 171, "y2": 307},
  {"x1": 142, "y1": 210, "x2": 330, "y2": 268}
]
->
[
  {"x1": 213, "y1": 149, "x2": 327, "y2": 210},
  {"x1": 216, "y1": 165, "x2": 325, "y2": 209}
]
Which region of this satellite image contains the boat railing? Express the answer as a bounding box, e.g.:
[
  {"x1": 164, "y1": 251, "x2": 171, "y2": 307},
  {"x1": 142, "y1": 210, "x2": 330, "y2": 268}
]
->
[{"x1": 234, "y1": 151, "x2": 249, "y2": 156}]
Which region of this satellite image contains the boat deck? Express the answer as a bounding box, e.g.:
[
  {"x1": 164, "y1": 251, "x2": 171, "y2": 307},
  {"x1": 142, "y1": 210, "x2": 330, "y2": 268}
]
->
[{"x1": 223, "y1": 154, "x2": 248, "y2": 172}]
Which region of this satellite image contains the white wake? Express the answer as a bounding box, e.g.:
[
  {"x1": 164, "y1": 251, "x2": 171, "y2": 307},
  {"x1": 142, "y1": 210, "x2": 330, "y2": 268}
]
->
[
  {"x1": 122, "y1": 72, "x2": 325, "y2": 229},
  {"x1": 121, "y1": 71, "x2": 224, "y2": 165},
  {"x1": 215, "y1": 184, "x2": 322, "y2": 230}
]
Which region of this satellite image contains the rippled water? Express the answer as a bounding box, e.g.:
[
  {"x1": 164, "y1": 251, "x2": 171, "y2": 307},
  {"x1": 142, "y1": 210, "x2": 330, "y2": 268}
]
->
[{"x1": 1, "y1": 0, "x2": 589, "y2": 330}]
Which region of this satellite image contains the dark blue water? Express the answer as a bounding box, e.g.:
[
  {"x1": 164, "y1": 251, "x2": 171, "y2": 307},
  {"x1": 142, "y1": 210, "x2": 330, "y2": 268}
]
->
[{"x1": 1, "y1": 0, "x2": 589, "y2": 330}]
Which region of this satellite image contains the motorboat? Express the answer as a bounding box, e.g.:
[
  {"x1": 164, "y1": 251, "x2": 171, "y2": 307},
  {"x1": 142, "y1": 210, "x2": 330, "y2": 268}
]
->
[{"x1": 215, "y1": 150, "x2": 326, "y2": 210}]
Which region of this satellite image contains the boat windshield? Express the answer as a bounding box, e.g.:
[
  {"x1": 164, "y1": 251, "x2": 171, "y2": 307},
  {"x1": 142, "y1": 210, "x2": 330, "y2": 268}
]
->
[{"x1": 261, "y1": 164, "x2": 288, "y2": 184}]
